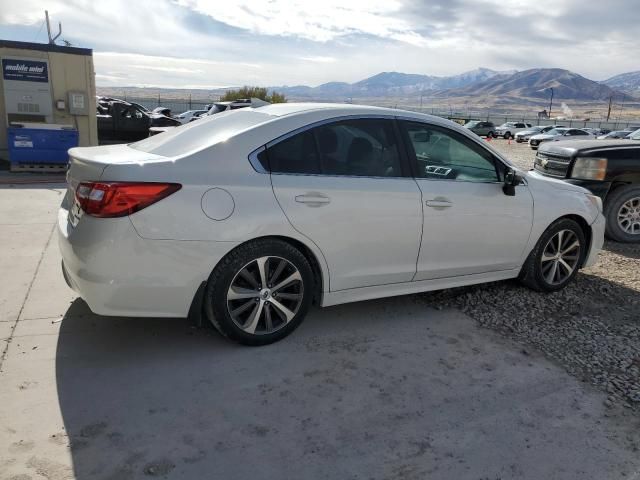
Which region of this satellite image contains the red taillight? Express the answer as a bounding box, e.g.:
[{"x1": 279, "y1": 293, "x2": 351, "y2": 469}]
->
[{"x1": 75, "y1": 182, "x2": 181, "y2": 218}]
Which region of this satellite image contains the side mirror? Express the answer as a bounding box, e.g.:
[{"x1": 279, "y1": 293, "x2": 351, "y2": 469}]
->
[{"x1": 503, "y1": 168, "x2": 522, "y2": 196}]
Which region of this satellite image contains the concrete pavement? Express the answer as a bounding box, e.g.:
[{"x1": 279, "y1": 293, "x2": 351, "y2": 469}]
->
[{"x1": 1, "y1": 185, "x2": 639, "y2": 480}]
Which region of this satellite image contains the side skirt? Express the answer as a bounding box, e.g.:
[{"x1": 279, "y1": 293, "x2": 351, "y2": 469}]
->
[{"x1": 321, "y1": 269, "x2": 520, "y2": 307}]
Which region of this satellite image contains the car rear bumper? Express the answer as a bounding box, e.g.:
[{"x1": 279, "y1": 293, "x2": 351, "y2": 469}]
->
[
  {"x1": 583, "y1": 212, "x2": 605, "y2": 268},
  {"x1": 58, "y1": 206, "x2": 238, "y2": 318}
]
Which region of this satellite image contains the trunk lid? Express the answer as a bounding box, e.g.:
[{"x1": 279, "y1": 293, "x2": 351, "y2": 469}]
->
[{"x1": 64, "y1": 144, "x2": 166, "y2": 207}]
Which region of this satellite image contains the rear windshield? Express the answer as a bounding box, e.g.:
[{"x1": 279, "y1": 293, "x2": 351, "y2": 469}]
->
[{"x1": 130, "y1": 109, "x2": 273, "y2": 157}]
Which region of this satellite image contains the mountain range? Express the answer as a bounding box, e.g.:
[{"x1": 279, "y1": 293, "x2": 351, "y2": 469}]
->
[
  {"x1": 274, "y1": 68, "x2": 638, "y2": 102},
  {"x1": 603, "y1": 71, "x2": 640, "y2": 94}
]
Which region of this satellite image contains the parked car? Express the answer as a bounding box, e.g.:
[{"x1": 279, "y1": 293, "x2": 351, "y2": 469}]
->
[
  {"x1": 628, "y1": 128, "x2": 640, "y2": 140},
  {"x1": 175, "y1": 110, "x2": 208, "y2": 125},
  {"x1": 534, "y1": 139, "x2": 640, "y2": 242},
  {"x1": 152, "y1": 107, "x2": 173, "y2": 117},
  {"x1": 529, "y1": 128, "x2": 595, "y2": 149},
  {"x1": 515, "y1": 125, "x2": 563, "y2": 143},
  {"x1": 59, "y1": 104, "x2": 604, "y2": 345},
  {"x1": 597, "y1": 130, "x2": 635, "y2": 140},
  {"x1": 494, "y1": 122, "x2": 533, "y2": 139},
  {"x1": 149, "y1": 98, "x2": 271, "y2": 136},
  {"x1": 96, "y1": 97, "x2": 181, "y2": 142},
  {"x1": 463, "y1": 120, "x2": 495, "y2": 137}
]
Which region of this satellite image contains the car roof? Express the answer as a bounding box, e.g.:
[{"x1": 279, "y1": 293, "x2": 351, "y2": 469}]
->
[
  {"x1": 540, "y1": 139, "x2": 640, "y2": 155},
  {"x1": 129, "y1": 102, "x2": 497, "y2": 160},
  {"x1": 255, "y1": 102, "x2": 404, "y2": 117}
]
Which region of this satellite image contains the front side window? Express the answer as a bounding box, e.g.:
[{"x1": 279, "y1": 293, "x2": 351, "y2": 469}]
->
[
  {"x1": 265, "y1": 118, "x2": 402, "y2": 177},
  {"x1": 401, "y1": 121, "x2": 501, "y2": 183}
]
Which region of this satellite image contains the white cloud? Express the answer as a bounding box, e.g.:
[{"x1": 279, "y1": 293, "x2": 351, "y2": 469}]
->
[
  {"x1": 299, "y1": 56, "x2": 337, "y2": 63},
  {"x1": 176, "y1": 0, "x2": 428, "y2": 45},
  {"x1": 1, "y1": 0, "x2": 638, "y2": 87}
]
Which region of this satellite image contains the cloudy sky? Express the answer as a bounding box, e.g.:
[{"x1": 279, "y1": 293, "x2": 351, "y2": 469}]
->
[{"x1": 1, "y1": 0, "x2": 637, "y2": 88}]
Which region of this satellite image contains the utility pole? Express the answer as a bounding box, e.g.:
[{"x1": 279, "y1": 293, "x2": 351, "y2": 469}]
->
[
  {"x1": 419, "y1": 91, "x2": 424, "y2": 112},
  {"x1": 617, "y1": 93, "x2": 625, "y2": 121},
  {"x1": 606, "y1": 95, "x2": 613, "y2": 122},
  {"x1": 45, "y1": 11, "x2": 62, "y2": 45},
  {"x1": 548, "y1": 87, "x2": 554, "y2": 119}
]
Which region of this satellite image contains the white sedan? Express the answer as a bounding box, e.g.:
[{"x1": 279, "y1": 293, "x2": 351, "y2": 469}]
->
[
  {"x1": 175, "y1": 109, "x2": 208, "y2": 124},
  {"x1": 529, "y1": 128, "x2": 595, "y2": 149},
  {"x1": 59, "y1": 103, "x2": 605, "y2": 345}
]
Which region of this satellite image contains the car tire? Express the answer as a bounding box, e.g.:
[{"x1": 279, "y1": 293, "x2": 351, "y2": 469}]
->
[
  {"x1": 487, "y1": 131, "x2": 494, "y2": 138},
  {"x1": 204, "y1": 238, "x2": 314, "y2": 345},
  {"x1": 504, "y1": 132, "x2": 511, "y2": 139},
  {"x1": 519, "y1": 218, "x2": 585, "y2": 292},
  {"x1": 604, "y1": 185, "x2": 640, "y2": 243}
]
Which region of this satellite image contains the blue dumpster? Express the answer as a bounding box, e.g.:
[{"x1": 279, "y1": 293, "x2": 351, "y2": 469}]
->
[{"x1": 7, "y1": 124, "x2": 78, "y2": 167}]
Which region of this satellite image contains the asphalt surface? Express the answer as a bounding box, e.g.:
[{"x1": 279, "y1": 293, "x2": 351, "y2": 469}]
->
[{"x1": 1, "y1": 184, "x2": 639, "y2": 480}]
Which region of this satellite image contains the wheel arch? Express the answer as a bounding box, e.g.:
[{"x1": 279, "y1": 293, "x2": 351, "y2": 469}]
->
[
  {"x1": 551, "y1": 214, "x2": 593, "y2": 268},
  {"x1": 215, "y1": 235, "x2": 326, "y2": 306}
]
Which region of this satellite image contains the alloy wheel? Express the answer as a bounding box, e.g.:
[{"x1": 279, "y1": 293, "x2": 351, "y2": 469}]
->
[
  {"x1": 617, "y1": 196, "x2": 640, "y2": 235},
  {"x1": 226, "y1": 256, "x2": 304, "y2": 335},
  {"x1": 540, "y1": 229, "x2": 581, "y2": 285}
]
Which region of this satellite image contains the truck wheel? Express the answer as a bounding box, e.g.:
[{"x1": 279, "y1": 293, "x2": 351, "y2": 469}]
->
[{"x1": 604, "y1": 185, "x2": 640, "y2": 243}]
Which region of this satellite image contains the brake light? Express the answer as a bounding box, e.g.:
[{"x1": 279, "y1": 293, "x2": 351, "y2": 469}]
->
[{"x1": 75, "y1": 182, "x2": 181, "y2": 217}]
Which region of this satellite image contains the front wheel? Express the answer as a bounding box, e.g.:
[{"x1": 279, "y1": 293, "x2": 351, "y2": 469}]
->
[
  {"x1": 204, "y1": 239, "x2": 314, "y2": 345},
  {"x1": 487, "y1": 131, "x2": 494, "y2": 138},
  {"x1": 604, "y1": 185, "x2": 640, "y2": 242},
  {"x1": 519, "y1": 218, "x2": 585, "y2": 292}
]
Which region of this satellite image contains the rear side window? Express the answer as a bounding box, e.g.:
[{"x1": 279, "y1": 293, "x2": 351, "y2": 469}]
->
[
  {"x1": 264, "y1": 118, "x2": 403, "y2": 177},
  {"x1": 314, "y1": 119, "x2": 402, "y2": 177},
  {"x1": 266, "y1": 130, "x2": 320, "y2": 174}
]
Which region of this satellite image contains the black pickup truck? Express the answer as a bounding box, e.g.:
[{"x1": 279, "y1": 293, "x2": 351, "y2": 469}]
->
[
  {"x1": 534, "y1": 136, "x2": 640, "y2": 242},
  {"x1": 97, "y1": 98, "x2": 180, "y2": 142}
]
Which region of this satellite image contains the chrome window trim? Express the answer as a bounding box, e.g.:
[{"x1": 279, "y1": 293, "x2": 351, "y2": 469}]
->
[
  {"x1": 248, "y1": 145, "x2": 268, "y2": 174},
  {"x1": 246, "y1": 113, "x2": 523, "y2": 184}
]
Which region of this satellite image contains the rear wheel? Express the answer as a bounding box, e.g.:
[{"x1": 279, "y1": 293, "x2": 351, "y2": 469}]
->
[
  {"x1": 519, "y1": 218, "x2": 585, "y2": 292},
  {"x1": 604, "y1": 185, "x2": 640, "y2": 242},
  {"x1": 487, "y1": 131, "x2": 494, "y2": 138},
  {"x1": 504, "y1": 132, "x2": 512, "y2": 139},
  {"x1": 204, "y1": 239, "x2": 314, "y2": 345}
]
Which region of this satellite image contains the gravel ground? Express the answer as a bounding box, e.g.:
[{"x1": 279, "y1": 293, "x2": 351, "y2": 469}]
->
[{"x1": 418, "y1": 138, "x2": 640, "y2": 413}]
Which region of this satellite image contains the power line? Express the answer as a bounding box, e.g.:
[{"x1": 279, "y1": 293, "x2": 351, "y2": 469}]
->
[{"x1": 32, "y1": 19, "x2": 45, "y2": 42}]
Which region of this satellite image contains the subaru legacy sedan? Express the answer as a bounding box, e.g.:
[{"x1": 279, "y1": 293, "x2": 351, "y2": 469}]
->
[{"x1": 59, "y1": 104, "x2": 605, "y2": 345}]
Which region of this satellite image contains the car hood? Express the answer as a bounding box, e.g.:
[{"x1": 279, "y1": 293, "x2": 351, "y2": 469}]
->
[
  {"x1": 539, "y1": 139, "x2": 638, "y2": 156},
  {"x1": 530, "y1": 133, "x2": 557, "y2": 140},
  {"x1": 525, "y1": 170, "x2": 590, "y2": 194},
  {"x1": 517, "y1": 129, "x2": 539, "y2": 136}
]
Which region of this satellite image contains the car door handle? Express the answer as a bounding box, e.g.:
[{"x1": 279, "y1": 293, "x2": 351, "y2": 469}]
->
[
  {"x1": 425, "y1": 199, "x2": 453, "y2": 208},
  {"x1": 295, "y1": 194, "x2": 331, "y2": 206}
]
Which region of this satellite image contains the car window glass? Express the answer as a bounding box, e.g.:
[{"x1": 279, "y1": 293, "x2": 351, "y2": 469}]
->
[
  {"x1": 267, "y1": 130, "x2": 320, "y2": 174},
  {"x1": 313, "y1": 119, "x2": 402, "y2": 177},
  {"x1": 402, "y1": 122, "x2": 500, "y2": 183}
]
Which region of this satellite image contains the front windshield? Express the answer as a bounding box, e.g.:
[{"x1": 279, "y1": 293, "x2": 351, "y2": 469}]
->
[{"x1": 464, "y1": 121, "x2": 479, "y2": 127}]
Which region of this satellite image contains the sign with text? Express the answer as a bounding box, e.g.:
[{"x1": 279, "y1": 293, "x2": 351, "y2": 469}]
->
[{"x1": 2, "y1": 59, "x2": 49, "y2": 83}]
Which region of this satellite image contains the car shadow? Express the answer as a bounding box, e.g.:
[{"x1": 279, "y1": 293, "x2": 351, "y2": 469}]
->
[
  {"x1": 603, "y1": 240, "x2": 640, "y2": 260},
  {"x1": 55, "y1": 274, "x2": 640, "y2": 479}
]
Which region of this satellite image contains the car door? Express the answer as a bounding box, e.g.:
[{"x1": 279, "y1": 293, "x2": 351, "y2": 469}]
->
[
  {"x1": 269, "y1": 117, "x2": 423, "y2": 291},
  {"x1": 399, "y1": 120, "x2": 534, "y2": 281}
]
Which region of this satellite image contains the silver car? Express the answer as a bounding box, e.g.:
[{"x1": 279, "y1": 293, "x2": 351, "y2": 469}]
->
[{"x1": 59, "y1": 103, "x2": 604, "y2": 345}]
